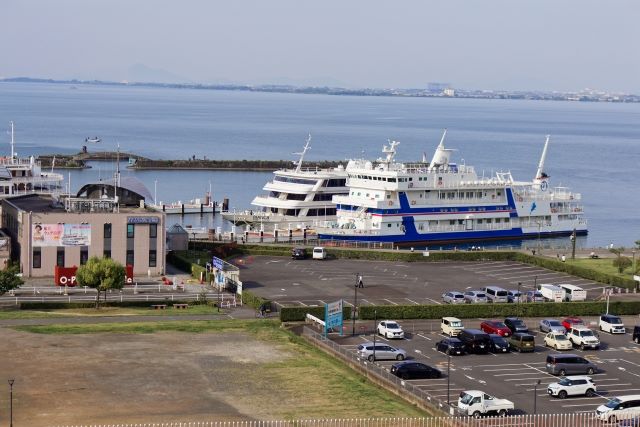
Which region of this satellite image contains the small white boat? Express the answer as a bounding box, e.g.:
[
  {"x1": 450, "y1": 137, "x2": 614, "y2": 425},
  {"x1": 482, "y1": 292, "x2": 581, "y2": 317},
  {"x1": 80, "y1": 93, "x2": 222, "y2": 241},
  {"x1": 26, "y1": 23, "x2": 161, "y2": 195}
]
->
[{"x1": 85, "y1": 137, "x2": 101, "y2": 143}]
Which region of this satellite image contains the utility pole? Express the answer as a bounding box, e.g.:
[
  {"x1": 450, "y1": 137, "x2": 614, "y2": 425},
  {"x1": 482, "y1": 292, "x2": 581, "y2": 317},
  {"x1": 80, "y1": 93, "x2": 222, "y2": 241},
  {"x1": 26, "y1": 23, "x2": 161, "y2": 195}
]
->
[
  {"x1": 9, "y1": 379, "x2": 15, "y2": 427},
  {"x1": 571, "y1": 228, "x2": 577, "y2": 260},
  {"x1": 352, "y1": 273, "x2": 359, "y2": 336}
]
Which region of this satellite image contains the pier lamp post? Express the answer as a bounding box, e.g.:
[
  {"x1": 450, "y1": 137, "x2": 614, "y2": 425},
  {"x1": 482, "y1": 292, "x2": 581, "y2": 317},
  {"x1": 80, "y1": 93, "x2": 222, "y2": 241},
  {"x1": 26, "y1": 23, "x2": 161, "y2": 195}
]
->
[
  {"x1": 517, "y1": 282, "x2": 522, "y2": 317},
  {"x1": 533, "y1": 275, "x2": 538, "y2": 294},
  {"x1": 570, "y1": 228, "x2": 577, "y2": 260},
  {"x1": 352, "y1": 273, "x2": 359, "y2": 336},
  {"x1": 533, "y1": 379, "x2": 541, "y2": 414},
  {"x1": 8, "y1": 379, "x2": 14, "y2": 427}
]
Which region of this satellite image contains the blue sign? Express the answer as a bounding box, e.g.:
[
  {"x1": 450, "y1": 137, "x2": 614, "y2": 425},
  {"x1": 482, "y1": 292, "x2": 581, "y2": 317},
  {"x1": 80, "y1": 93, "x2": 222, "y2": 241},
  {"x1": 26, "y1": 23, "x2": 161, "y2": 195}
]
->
[
  {"x1": 324, "y1": 299, "x2": 344, "y2": 337},
  {"x1": 212, "y1": 256, "x2": 224, "y2": 270}
]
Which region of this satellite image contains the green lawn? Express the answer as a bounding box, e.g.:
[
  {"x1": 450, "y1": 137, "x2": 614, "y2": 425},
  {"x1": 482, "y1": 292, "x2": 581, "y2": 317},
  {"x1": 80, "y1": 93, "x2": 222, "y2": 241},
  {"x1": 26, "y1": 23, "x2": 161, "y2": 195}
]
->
[
  {"x1": 0, "y1": 304, "x2": 226, "y2": 319},
  {"x1": 565, "y1": 258, "x2": 638, "y2": 279}
]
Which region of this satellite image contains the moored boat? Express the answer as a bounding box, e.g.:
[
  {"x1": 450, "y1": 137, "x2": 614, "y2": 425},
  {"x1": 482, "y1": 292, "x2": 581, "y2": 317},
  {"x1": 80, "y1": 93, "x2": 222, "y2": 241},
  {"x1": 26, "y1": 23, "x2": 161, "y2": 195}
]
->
[{"x1": 317, "y1": 131, "x2": 587, "y2": 245}]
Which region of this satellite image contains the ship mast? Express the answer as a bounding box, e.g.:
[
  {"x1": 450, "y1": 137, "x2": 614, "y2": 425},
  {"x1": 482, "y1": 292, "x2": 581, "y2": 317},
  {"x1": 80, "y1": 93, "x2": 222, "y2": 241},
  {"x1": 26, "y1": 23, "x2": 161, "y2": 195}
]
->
[
  {"x1": 293, "y1": 134, "x2": 312, "y2": 173},
  {"x1": 534, "y1": 135, "x2": 550, "y2": 181}
]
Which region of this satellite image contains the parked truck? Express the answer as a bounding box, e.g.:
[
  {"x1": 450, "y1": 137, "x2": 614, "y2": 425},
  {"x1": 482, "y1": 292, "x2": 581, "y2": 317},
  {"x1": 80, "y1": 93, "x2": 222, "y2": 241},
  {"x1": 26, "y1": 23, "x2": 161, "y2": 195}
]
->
[
  {"x1": 538, "y1": 284, "x2": 565, "y2": 303},
  {"x1": 457, "y1": 390, "x2": 515, "y2": 418},
  {"x1": 559, "y1": 283, "x2": 587, "y2": 302}
]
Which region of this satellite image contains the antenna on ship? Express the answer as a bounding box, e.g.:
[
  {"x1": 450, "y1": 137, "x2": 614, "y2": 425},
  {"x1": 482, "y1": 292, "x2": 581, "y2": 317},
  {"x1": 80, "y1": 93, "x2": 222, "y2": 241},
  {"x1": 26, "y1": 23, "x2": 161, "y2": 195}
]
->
[
  {"x1": 9, "y1": 121, "x2": 16, "y2": 164},
  {"x1": 534, "y1": 135, "x2": 550, "y2": 182},
  {"x1": 292, "y1": 134, "x2": 311, "y2": 173}
]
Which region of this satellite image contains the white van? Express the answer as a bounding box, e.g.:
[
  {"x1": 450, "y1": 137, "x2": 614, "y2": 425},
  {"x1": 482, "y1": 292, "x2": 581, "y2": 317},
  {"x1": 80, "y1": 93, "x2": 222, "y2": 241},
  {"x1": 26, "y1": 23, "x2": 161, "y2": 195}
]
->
[
  {"x1": 483, "y1": 286, "x2": 509, "y2": 303},
  {"x1": 559, "y1": 284, "x2": 587, "y2": 302},
  {"x1": 538, "y1": 284, "x2": 565, "y2": 303},
  {"x1": 312, "y1": 246, "x2": 327, "y2": 260},
  {"x1": 441, "y1": 317, "x2": 464, "y2": 336}
]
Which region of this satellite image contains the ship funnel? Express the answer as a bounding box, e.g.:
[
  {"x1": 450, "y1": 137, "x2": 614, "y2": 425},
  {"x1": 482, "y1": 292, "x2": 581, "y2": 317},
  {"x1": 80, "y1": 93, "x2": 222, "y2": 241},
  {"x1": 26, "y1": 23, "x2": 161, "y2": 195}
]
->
[{"x1": 428, "y1": 129, "x2": 455, "y2": 171}]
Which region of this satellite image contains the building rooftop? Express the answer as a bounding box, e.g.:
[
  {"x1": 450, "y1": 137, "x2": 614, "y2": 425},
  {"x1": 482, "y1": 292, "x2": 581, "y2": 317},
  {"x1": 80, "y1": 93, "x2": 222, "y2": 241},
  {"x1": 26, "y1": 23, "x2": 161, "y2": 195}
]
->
[{"x1": 2, "y1": 194, "x2": 160, "y2": 214}]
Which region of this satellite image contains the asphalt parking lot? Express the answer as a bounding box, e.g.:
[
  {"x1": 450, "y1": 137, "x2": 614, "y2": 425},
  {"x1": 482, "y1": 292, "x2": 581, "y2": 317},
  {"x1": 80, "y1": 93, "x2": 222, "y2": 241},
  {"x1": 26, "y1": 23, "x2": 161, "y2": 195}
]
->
[
  {"x1": 327, "y1": 316, "x2": 640, "y2": 416},
  {"x1": 238, "y1": 256, "x2": 622, "y2": 309}
]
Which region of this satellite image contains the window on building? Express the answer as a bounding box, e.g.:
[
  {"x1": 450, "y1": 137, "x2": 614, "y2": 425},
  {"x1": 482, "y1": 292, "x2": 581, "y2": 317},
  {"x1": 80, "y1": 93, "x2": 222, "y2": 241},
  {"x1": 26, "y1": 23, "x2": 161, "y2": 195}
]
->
[
  {"x1": 149, "y1": 224, "x2": 157, "y2": 238},
  {"x1": 127, "y1": 224, "x2": 135, "y2": 238},
  {"x1": 56, "y1": 247, "x2": 65, "y2": 267},
  {"x1": 80, "y1": 247, "x2": 89, "y2": 265},
  {"x1": 104, "y1": 223, "x2": 112, "y2": 239},
  {"x1": 103, "y1": 250, "x2": 111, "y2": 259},
  {"x1": 33, "y1": 248, "x2": 41, "y2": 269},
  {"x1": 149, "y1": 250, "x2": 157, "y2": 267},
  {"x1": 126, "y1": 250, "x2": 134, "y2": 266}
]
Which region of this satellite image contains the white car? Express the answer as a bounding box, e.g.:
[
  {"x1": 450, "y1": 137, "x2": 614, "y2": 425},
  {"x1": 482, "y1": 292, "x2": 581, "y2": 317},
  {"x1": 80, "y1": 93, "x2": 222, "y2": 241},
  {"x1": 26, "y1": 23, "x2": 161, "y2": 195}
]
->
[
  {"x1": 599, "y1": 314, "x2": 626, "y2": 334},
  {"x1": 547, "y1": 376, "x2": 597, "y2": 399},
  {"x1": 567, "y1": 327, "x2": 600, "y2": 350},
  {"x1": 544, "y1": 332, "x2": 573, "y2": 350},
  {"x1": 377, "y1": 320, "x2": 404, "y2": 339}
]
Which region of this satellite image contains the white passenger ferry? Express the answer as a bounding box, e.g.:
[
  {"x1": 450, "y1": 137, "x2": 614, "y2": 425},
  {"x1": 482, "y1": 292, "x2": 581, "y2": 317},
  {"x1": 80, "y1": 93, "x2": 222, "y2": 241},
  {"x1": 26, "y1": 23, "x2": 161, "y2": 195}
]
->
[
  {"x1": 1, "y1": 122, "x2": 64, "y2": 196},
  {"x1": 317, "y1": 131, "x2": 587, "y2": 245},
  {"x1": 221, "y1": 136, "x2": 348, "y2": 230}
]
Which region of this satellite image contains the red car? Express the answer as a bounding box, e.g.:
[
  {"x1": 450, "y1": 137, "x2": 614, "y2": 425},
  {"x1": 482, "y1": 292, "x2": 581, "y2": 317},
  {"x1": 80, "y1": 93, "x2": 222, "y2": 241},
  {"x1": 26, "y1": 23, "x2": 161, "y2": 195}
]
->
[
  {"x1": 480, "y1": 320, "x2": 512, "y2": 337},
  {"x1": 562, "y1": 317, "x2": 585, "y2": 331}
]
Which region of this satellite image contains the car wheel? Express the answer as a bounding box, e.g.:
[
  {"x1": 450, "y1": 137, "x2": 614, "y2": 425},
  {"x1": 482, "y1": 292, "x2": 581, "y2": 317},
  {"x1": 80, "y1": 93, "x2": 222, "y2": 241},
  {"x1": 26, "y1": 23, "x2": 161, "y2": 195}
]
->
[
  {"x1": 498, "y1": 410, "x2": 507, "y2": 417},
  {"x1": 559, "y1": 369, "x2": 567, "y2": 376},
  {"x1": 586, "y1": 388, "x2": 595, "y2": 397},
  {"x1": 558, "y1": 390, "x2": 568, "y2": 399},
  {"x1": 580, "y1": 343, "x2": 586, "y2": 351},
  {"x1": 472, "y1": 411, "x2": 482, "y2": 419},
  {"x1": 554, "y1": 344, "x2": 558, "y2": 350},
  {"x1": 635, "y1": 337, "x2": 639, "y2": 344},
  {"x1": 367, "y1": 355, "x2": 375, "y2": 362},
  {"x1": 396, "y1": 354, "x2": 405, "y2": 361},
  {"x1": 599, "y1": 325, "x2": 603, "y2": 331},
  {"x1": 587, "y1": 367, "x2": 595, "y2": 375}
]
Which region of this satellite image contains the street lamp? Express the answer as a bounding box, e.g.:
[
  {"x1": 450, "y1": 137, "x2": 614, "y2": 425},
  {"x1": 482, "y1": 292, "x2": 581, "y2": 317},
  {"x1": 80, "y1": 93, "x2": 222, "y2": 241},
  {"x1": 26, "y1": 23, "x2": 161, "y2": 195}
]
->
[
  {"x1": 8, "y1": 379, "x2": 15, "y2": 427},
  {"x1": 517, "y1": 282, "x2": 522, "y2": 317},
  {"x1": 570, "y1": 228, "x2": 577, "y2": 260},
  {"x1": 373, "y1": 309, "x2": 377, "y2": 362},
  {"x1": 352, "y1": 273, "x2": 359, "y2": 336},
  {"x1": 533, "y1": 379, "x2": 541, "y2": 414},
  {"x1": 447, "y1": 353, "x2": 451, "y2": 405}
]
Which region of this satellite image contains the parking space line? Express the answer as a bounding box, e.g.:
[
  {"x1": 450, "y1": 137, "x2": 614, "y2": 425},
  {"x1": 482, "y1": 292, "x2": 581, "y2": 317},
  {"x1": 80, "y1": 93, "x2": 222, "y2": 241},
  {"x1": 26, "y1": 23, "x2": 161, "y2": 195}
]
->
[
  {"x1": 425, "y1": 298, "x2": 442, "y2": 305},
  {"x1": 360, "y1": 299, "x2": 372, "y2": 305},
  {"x1": 405, "y1": 298, "x2": 420, "y2": 305},
  {"x1": 417, "y1": 333, "x2": 432, "y2": 341},
  {"x1": 383, "y1": 299, "x2": 399, "y2": 305}
]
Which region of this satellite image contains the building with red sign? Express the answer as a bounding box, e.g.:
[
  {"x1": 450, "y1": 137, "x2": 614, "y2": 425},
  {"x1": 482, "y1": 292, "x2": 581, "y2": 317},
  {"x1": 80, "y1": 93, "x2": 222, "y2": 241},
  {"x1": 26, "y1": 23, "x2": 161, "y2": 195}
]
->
[{"x1": 1, "y1": 177, "x2": 165, "y2": 279}]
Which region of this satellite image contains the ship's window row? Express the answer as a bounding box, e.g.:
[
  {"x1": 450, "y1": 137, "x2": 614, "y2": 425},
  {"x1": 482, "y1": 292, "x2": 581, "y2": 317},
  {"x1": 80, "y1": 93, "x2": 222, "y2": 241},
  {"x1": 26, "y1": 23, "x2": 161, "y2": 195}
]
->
[
  {"x1": 322, "y1": 179, "x2": 347, "y2": 187},
  {"x1": 274, "y1": 176, "x2": 317, "y2": 185}
]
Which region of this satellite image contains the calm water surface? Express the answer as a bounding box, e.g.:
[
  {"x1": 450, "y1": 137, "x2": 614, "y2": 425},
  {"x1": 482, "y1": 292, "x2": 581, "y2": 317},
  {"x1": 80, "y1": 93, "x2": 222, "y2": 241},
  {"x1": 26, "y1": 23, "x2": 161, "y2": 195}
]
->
[{"x1": 1, "y1": 82, "x2": 638, "y2": 247}]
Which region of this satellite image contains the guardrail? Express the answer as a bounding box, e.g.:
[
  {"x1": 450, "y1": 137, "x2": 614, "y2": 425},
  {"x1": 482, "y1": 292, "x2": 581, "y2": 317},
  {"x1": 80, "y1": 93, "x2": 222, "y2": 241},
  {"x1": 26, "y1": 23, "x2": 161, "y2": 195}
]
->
[{"x1": 0, "y1": 293, "x2": 237, "y2": 306}]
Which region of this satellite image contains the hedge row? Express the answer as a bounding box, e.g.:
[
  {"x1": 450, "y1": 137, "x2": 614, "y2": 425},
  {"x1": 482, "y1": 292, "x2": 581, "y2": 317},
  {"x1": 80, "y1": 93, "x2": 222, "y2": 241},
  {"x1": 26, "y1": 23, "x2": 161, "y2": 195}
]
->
[
  {"x1": 280, "y1": 301, "x2": 640, "y2": 322},
  {"x1": 241, "y1": 290, "x2": 271, "y2": 310}
]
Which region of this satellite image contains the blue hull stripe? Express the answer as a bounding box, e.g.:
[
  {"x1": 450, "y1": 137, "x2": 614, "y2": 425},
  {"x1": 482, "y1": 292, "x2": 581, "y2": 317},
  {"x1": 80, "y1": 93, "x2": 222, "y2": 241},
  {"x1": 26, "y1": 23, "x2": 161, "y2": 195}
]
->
[{"x1": 318, "y1": 228, "x2": 588, "y2": 245}]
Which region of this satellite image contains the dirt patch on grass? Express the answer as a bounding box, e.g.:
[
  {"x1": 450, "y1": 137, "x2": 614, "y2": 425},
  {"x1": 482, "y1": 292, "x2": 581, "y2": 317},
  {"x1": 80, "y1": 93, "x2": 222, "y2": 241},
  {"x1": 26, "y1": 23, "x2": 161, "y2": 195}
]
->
[{"x1": 0, "y1": 325, "x2": 424, "y2": 426}]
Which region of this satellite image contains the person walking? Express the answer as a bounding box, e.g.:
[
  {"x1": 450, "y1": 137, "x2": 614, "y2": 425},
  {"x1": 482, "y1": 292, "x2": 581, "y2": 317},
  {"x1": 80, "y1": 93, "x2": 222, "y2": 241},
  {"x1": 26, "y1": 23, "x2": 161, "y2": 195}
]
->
[{"x1": 357, "y1": 274, "x2": 364, "y2": 288}]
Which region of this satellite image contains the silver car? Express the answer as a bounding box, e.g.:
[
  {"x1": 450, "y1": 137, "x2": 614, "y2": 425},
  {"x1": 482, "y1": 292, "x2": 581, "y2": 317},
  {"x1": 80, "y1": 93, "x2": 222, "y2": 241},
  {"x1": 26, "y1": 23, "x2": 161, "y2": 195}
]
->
[
  {"x1": 507, "y1": 290, "x2": 524, "y2": 303},
  {"x1": 540, "y1": 318, "x2": 567, "y2": 333},
  {"x1": 356, "y1": 342, "x2": 407, "y2": 362},
  {"x1": 464, "y1": 290, "x2": 488, "y2": 304},
  {"x1": 525, "y1": 290, "x2": 545, "y2": 303},
  {"x1": 442, "y1": 291, "x2": 465, "y2": 304}
]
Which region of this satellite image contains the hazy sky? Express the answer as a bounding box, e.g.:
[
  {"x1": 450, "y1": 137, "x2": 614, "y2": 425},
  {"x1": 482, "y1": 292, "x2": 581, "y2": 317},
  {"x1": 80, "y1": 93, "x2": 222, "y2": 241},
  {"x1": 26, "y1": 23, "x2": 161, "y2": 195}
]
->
[{"x1": 2, "y1": 0, "x2": 639, "y2": 92}]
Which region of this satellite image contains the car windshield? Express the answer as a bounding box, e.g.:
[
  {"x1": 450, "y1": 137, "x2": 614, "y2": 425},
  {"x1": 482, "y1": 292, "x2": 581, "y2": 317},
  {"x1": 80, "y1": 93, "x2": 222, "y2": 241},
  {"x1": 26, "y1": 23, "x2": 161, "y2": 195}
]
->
[
  {"x1": 491, "y1": 336, "x2": 506, "y2": 344},
  {"x1": 558, "y1": 378, "x2": 572, "y2": 386},
  {"x1": 521, "y1": 335, "x2": 534, "y2": 342},
  {"x1": 609, "y1": 317, "x2": 622, "y2": 324},
  {"x1": 454, "y1": 294, "x2": 464, "y2": 299},
  {"x1": 580, "y1": 330, "x2": 594, "y2": 337},
  {"x1": 605, "y1": 398, "x2": 621, "y2": 409},
  {"x1": 512, "y1": 320, "x2": 525, "y2": 327},
  {"x1": 386, "y1": 323, "x2": 400, "y2": 330},
  {"x1": 549, "y1": 320, "x2": 562, "y2": 327},
  {"x1": 460, "y1": 393, "x2": 474, "y2": 405},
  {"x1": 495, "y1": 322, "x2": 507, "y2": 328},
  {"x1": 476, "y1": 293, "x2": 486, "y2": 298},
  {"x1": 451, "y1": 321, "x2": 462, "y2": 327},
  {"x1": 571, "y1": 319, "x2": 585, "y2": 326},
  {"x1": 554, "y1": 334, "x2": 568, "y2": 340}
]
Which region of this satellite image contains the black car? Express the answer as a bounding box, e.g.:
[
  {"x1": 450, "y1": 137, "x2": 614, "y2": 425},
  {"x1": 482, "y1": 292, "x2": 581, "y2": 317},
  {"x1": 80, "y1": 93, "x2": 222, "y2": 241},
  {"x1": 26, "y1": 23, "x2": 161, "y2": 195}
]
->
[
  {"x1": 488, "y1": 334, "x2": 510, "y2": 353},
  {"x1": 390, "y1": 361, "x2": 442, "y2": 380},
  {"x1": 457, "y1": 329, "x2": 492, "y2": 354},
  {"x1": 435, "y1": 337, "x2": 466, "y2": 355},
  {"x1": 634, "y1": 325, "x2": 640, "y2": 344},
  {"x1": 504, "y1": 317, "x2": 529, "y2": 334},
  {"x1": 291, "y1": 247, "x2": 307, "y2": 260}
]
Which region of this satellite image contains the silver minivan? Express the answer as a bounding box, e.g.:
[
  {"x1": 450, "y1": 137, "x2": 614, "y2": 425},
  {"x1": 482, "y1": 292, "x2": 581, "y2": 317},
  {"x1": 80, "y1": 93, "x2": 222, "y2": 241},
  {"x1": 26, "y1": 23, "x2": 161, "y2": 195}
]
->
[
  {"x1": 356, "y1": 342, "x2": 407, "y2": 362},
  {"x1": 484, "y1": 286, "x2": 509, "y2": 303},
  {"x1": 546, "y1": 353, "x2": 598, "y2": 376}
]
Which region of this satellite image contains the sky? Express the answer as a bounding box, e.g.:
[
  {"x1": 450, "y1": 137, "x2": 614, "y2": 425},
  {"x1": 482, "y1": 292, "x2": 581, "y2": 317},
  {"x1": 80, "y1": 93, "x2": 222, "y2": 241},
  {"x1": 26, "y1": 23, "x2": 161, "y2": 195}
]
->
[{"x1": 1, "y1": 0, "x2": 639, "y2": 93}]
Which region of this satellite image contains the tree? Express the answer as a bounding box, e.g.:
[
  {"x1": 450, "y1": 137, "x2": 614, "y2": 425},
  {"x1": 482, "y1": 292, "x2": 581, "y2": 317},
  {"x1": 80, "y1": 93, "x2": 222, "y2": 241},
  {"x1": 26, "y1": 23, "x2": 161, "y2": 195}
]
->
[
  {"x1": 76, "y1": 257, "x2": 126, "y2": 308},
  {"x1": 613, "y1": 256, "x2": 632, "y2": 274},
  {"x1": 0, "y1": 265, "x2": 23, "y2": 296}
]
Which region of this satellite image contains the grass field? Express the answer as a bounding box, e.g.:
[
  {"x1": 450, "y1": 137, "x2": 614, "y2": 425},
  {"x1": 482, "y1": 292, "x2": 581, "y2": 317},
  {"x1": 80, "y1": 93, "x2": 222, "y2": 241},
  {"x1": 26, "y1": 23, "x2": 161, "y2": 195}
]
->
[
  {"x1": 565, "y1": 257, "x2": 638, "y2": 279},
  {"x1": 9, "y1": 319, "x2": 429, "y2": 421},
  {"x1": 0, "y1": 304, "x2": 226, "y2": 319}
]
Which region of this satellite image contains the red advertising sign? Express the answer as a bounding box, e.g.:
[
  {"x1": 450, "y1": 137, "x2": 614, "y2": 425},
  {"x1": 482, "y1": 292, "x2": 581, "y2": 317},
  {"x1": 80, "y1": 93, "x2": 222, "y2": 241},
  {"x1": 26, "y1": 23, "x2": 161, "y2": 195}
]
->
[{"x1": 54, "y1": 265, "x2": 134, "y2": 287}]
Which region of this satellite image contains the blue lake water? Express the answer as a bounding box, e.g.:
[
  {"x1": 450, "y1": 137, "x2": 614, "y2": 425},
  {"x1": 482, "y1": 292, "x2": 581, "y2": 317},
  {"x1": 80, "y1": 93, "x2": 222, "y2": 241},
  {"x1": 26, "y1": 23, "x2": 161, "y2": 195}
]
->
[{"x1": 0, "y1": 82, "x2": 638, "y2": 247}]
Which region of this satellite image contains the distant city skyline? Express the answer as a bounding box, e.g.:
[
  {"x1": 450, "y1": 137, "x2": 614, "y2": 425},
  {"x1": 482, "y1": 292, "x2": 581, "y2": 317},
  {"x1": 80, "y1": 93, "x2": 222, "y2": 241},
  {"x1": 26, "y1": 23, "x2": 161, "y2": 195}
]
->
[{"x1": 2, "y1": 0, "x2": 639, "y2": 93}]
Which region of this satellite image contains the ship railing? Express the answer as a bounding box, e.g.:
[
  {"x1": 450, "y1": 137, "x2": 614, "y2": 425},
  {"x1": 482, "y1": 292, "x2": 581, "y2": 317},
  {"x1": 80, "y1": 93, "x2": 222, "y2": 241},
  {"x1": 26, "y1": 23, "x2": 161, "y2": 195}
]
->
[{"x1": 0, "y1": 157, "x2": 40, "y2": 166}]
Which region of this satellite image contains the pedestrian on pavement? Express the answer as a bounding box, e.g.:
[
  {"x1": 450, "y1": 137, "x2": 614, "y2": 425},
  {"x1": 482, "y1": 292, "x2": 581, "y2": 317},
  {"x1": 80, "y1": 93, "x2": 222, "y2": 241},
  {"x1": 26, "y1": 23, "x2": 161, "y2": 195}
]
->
[{"x1": 357, "y1": 274, "x2": 364, "y2": 288}]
